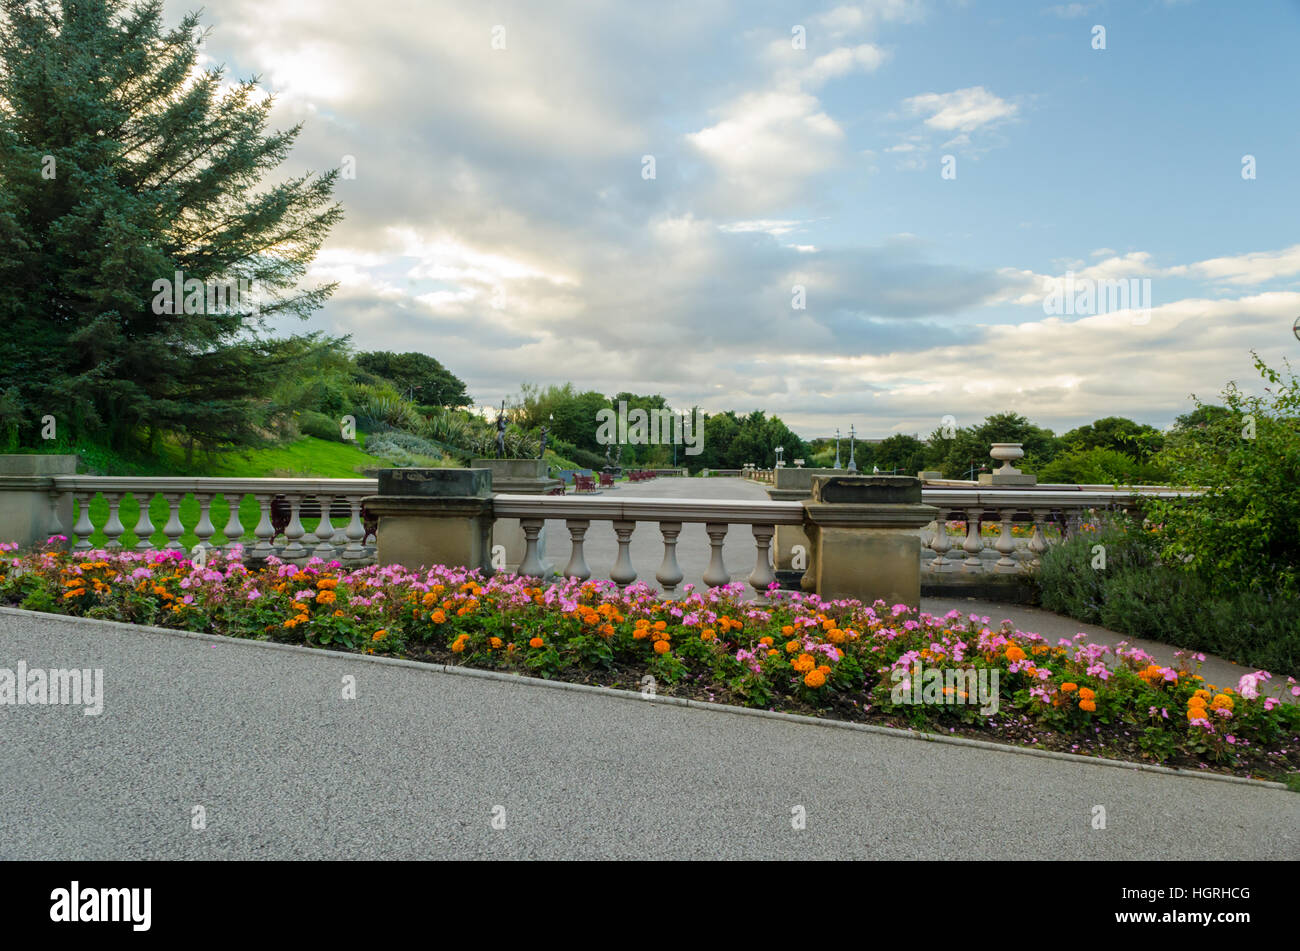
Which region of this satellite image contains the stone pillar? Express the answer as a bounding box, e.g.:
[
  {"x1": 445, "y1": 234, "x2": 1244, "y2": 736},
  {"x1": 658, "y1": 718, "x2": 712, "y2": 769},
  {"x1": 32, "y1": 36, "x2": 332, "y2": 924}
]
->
[
  {"x1": 765, "y1": 467, "x2": 837, "y2": 589},
  {"x1": 0, "y1": 455, "x2": 77, "y2": 549},
  {"x1": 471, "y1": 458, "x2": 562, "y2": 575},
  {"x1": 362, "y1": 468, "x2": 495, "y2": 574},
  {"x1": 801, "y1": 475, "x2": 938, "y2": 609}
]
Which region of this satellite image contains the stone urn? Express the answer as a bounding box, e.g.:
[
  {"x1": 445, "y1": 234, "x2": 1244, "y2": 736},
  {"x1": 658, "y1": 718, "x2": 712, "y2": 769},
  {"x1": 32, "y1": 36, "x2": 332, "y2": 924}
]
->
[
  {"x1": 981, "y1": 443, "x2": 1035, "y2": 486},
  {"x1": 989, "y1": 442, "x2": 1024, "y2": 475}
]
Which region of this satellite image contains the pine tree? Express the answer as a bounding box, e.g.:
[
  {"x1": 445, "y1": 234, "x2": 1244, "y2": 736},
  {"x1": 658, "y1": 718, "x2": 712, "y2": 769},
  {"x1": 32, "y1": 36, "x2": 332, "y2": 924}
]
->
[{"x1": 0, "y1": 0, "x2": 342, "y2": 451}]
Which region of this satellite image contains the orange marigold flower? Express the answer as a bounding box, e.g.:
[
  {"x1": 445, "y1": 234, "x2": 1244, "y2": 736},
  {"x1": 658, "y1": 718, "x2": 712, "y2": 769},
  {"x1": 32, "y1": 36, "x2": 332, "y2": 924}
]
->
[
  {"x1": 785, "y1": 640, "x2": 800, "y2": 654},
  {"x1": 758, "y1": 636, "x2": 774, "y2": 646},
  {"x1": 1005, "y1": 645, "x2": 1027, "y2": 663},
  {"x1": 488, "y1": 636, "x2": 503, "y2": 649},
  {"x1": 781, "y1": 625, "x2": 795, "y2": 636},
  {"x1": 700, "y1": 630, "x2": 715, "y2": 641},
  {"x1": 372, "y1": 629, "x2": 387, "y2": 641},
  {"x1": 431, "y1": 610, "x2": 446, "y2": 623},
  {"x1": 792, "y1": 654, "x2": 815, "y2": 673},
  {"x1": 1077, "y1": 687, "x2": 1095, "y2": 701},
  {"x1": 803, "y1": 669, "x2": 827, "y2": 688},
  {"x1": 653, "y1": 640, "x2": 670, "y2": 654},
  {"x1": 1210, "y1": 694, "x2": 1234, "y2": 710},
  {"x1": 1187, "y1": 694, "x2": 1207, "y2": 708},
  {"x1": 1187, "y1": 707, "x2": 1208, "y2": 722},
  {"x1": 1079, "y1": 699, "x2": 1097, "y2": 712},
  {"x1": 652, "y1": 620, "x2": 667, "y2": 632},
  {"x1": 1060, "y1": 682, "x2": 1078, "y2": 693},
  {"x1": 529, "y1": 637, "x2": 544, "y2": 649},
  {"x1": 632, "y1": 628, "x2": 649, "y2": 640},
  {"x1": 333, "y1": 610, "x2": 344, "y2": 618}
]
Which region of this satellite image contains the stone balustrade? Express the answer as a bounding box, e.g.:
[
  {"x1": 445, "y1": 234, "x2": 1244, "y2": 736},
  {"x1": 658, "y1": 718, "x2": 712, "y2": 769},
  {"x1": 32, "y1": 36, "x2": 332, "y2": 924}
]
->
[
  {"x1": 42, "y1": 476, "x2": 379, "y2": 565},
  {"x1": 492, "y1": 492, "x2": 803, "y2": 595},
  {"x1": 0, "y1": 461, "x2": 1200, "y2": 604},
  {"x1": 916, "y1": 487, "x2": 1192, "y2": 577}
]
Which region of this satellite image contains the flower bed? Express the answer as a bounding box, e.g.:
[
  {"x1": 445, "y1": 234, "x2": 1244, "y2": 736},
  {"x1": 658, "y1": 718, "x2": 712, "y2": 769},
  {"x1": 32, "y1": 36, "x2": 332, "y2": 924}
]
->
[{"x1": 3, "y1": 541, "x2": 1298, "y2": 783}]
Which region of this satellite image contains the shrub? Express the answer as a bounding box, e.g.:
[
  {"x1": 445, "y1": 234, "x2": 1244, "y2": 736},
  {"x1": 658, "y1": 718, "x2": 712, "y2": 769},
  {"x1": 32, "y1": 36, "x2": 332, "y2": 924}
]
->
[
  {"x1": 1143, "y1": 354, "x2": 1300, "y2": 596},
  {"x1": 298, "y1": 410, "x2": 344, "y2": 443},
  {"x1": 1039, "y1": 517, "x2": 1300, "y2": 676}
]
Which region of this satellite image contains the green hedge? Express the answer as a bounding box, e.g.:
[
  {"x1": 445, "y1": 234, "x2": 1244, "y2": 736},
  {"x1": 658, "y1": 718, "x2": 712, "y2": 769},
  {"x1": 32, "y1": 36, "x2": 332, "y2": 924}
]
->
[{"x1": 1039, "y1": 518, "x2": 1300, "y2": 676}]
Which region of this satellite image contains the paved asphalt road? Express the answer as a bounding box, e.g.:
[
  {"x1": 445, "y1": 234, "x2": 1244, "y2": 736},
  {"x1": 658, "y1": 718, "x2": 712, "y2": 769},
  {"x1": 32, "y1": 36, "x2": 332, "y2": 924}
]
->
[{"x1": 3, "y1": 610, "x2": 1297, "y2": 860}]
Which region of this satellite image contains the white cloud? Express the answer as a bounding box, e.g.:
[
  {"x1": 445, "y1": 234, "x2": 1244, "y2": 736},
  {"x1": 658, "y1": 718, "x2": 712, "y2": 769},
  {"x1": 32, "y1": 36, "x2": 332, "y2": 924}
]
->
[{"x1": 904, "y1": 85, "x2": 1018, "y2": 133}]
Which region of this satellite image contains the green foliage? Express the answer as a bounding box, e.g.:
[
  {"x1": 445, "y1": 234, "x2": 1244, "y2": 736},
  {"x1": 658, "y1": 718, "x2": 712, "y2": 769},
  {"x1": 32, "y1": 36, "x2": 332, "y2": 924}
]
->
[
  {"x1": 925, "y1": 412, "x2": 1062, "y2": 479},
  {"x1": 0, "y1": 0, "x2": 341, "y2": 452},
  {"x1": 354, "y1": 351, "x2": 470, "y2": 407},
  {"x1": 1143, "y1": 354, "x2": 1300, "y2": 595},
  {"x1": 1039, "y1": 516, "x2": 1300, "y2": 676},
  {"x1": 297, "y1": 410, "x2": 345, "y2": 443},
  {"x1": 1058, "y1": 416, "x2": 1164, "y2": 459},
  {"x1": 695, "y1": 409, "x2": 809, "y2": 471},
  {"x1": 873, "y1": 433, "x2": 926, "y2": 474},
  {"x1": 1037, "y1": 446, "x2": 1169, "y2": 485}
]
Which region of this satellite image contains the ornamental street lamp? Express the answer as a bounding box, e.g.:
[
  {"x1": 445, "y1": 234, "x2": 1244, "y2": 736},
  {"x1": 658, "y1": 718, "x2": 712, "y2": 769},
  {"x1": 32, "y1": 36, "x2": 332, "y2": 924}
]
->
[
  {"x1": 847, "y1": 425, "x2": 858, "y2": 472},
  {"x1": 833, "y1": 429, "x2": 842, "y2": 469},
  {"x1": 775, "y1": 445, "x2": 785, "y2": 467}
]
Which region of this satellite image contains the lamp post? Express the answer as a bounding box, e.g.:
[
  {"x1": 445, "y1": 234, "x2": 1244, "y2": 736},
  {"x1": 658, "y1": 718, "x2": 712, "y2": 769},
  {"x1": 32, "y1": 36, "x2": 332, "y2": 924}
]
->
[
  {"x1": 847, "y1": 425, "x2": 857, "y2": 472},
  {"x1": 775, "y1": 445, "x2": 785, "y2": 468},
  {"x1": 833, "y1": 429, "x2": 842, "y2": 469}
]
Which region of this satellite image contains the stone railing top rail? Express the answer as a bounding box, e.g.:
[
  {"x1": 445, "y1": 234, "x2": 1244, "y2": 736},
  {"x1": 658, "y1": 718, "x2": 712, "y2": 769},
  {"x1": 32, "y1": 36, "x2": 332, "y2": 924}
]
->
[
  {"x1": 43, "y1": 476, "x2": 379, "y2": 494},
  {"x1": 492, "y1": 493, "x2": 805, "y2": 524},
  {"x1": 16, "y1": 475, "x2": 1200, "y2": 510},
  {"x1": 920, "y1": 487, "x2": 1199, "y2": 507}
]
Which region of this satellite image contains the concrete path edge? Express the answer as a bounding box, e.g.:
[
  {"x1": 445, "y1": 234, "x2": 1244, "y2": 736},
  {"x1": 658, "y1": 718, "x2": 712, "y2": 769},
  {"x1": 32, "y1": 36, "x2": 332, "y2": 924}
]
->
[{"x1": 1, "y1": 605, "x2": 1289, "y2": 792}]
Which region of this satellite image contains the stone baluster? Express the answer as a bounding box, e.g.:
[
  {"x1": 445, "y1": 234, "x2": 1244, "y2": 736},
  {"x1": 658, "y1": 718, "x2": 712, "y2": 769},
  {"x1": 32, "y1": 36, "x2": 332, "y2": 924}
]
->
[
  {"x1": 518, "y1": 518, "x2": 546, "y2": 578},
  {"x1": 703, "y1": 522, "x2": 730, "y2": 588},
  {"x1": 1028, "y1": 508, "x2": 1050, "y2": 569},
  {"x1": 221, "y1": 493, "x2": 245, "y2": 555},
  {"x1": 748, "y1": 524, "x2": 776, "y2": 595},
  {"x1": 160, "y1": 494, "x2": 185, "y2": 550},
  {"x1": 563, "y1": 519, "x2": 592, "y2": 581},
  {"x1": 929, "y1": 509, "x2": 954, "y2": 572},
  {"x1": 994, "y1": 508, "x2": 1019, "y2": 573},
  {"x1": 132, "y1": 492, "x2": 156, "y2": 551},
  {"x1": 281, "y1": 495, "x2": 307, "y2": 559},
  {"x1": 342, "y1": 496, "x2": 367, "y2": 563},
  {"x1": 102, "y1": 492, "x2": 126, "y2": 550},
  {"x1": 312, "y1": 495, "x2": 338, "y2": 560},
  {"x1": 961, "y1": 508, "x2": 984, "y2": 573},
  {"x1": 610, "y1": 520, "x2": 636, "y2": 587},
  {"x1": 251, "y1": 494, "x2": 276, "y2": 560},
  {"x1": 193, "y1": 493, "x2": 216, "y2": 553},
  {"x1": 71, "y1": 492, "x2": 94, "y2": 551},
  {"x1": 655, "y1": 521, "x2": 683, "y2": 594},
  {"x1": 47, "y1": 490, "x2": 66, "y2": 543}
]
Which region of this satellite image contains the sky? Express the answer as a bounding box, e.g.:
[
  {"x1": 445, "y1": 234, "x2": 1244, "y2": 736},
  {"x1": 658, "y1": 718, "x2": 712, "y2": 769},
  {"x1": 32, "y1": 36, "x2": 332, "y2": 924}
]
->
[{"x1": 171, "y1": 0, "x2": 1300, "y2": 439}]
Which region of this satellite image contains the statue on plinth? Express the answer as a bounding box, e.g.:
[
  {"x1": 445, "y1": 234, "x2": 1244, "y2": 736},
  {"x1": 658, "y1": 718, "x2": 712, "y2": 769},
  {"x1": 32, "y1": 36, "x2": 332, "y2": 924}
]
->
[{"x1": 494, "y1": 401, "x2": 507, "y2": 458}]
